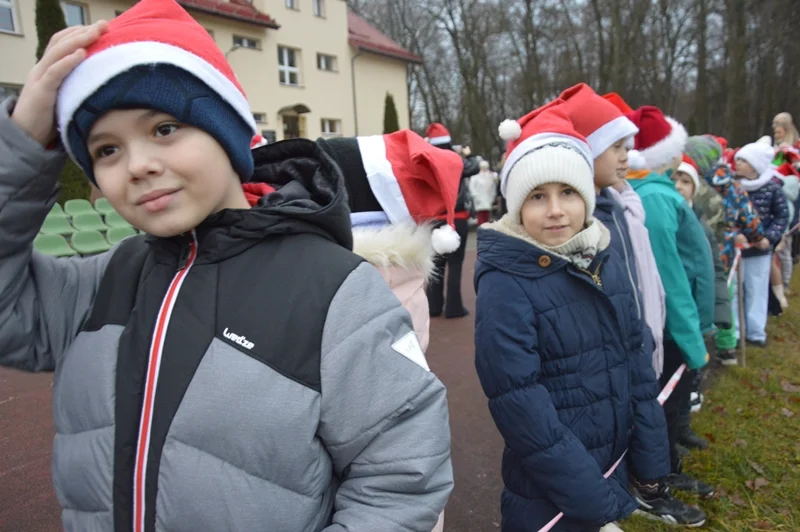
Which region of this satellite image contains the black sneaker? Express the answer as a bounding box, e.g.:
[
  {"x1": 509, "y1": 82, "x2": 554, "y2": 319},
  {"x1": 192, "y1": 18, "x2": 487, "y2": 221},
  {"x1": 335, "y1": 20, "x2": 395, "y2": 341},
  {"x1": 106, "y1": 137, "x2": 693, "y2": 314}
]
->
[
  {"x1": 666, "y1": 472, "x2": 716, "y2": 499},
  {"x1": 678, "y1": 426, "x2": 709, "y2": 450},
  {"x1": 634, "y1": 485, "x2": 707, "y2": 527},
  {"x1": 717, "y1": 349, "x2": 738, "y2": 366}
]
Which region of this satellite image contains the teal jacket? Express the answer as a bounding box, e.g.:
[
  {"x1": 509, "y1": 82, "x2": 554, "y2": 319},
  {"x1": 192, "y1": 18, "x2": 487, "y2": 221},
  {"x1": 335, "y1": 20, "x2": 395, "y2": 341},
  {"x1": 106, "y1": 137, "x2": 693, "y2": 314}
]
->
[{"x1": 630, "y1": 171, "x2": 713, "y2": 369}]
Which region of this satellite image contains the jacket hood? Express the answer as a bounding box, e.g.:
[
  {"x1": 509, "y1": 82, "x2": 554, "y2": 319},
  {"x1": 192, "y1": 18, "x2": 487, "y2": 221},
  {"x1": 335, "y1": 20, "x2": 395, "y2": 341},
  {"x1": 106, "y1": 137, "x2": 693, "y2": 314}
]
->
[
  {"x1": 149, "y1": 138, "x2": 353, "y2": 263},
  {"x1": 629, "y1": 170, "x2": 679, "y2": 195},
  {"x1": 352, "y1": 223, "x2": 436, "y2": 280}
]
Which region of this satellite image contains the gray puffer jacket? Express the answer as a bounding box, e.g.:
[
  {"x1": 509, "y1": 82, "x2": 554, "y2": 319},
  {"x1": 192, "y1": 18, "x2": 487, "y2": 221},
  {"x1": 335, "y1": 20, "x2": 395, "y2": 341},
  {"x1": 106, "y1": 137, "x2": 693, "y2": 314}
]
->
[{"x1": 0, "y1": 102, "x2": 453, "y2": 532}]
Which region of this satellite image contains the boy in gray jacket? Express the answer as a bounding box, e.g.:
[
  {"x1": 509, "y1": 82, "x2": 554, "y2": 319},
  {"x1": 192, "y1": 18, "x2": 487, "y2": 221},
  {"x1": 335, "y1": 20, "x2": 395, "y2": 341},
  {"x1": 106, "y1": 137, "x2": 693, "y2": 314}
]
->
[{"x1": 0, "y1": 2, "x2": 453, "y2": 531}]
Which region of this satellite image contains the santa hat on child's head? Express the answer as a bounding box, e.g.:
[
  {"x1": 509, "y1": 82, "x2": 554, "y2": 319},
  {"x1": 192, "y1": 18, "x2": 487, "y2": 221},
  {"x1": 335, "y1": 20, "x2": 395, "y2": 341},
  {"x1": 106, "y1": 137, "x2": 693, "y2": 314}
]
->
[
  {"x1": 425, "y1": 123, "x2": 452, "y2": 147},
  {"x1": 497, "y1": 102, "x2": 595, "y2": 221},
  {"x1": 676, "y1": 155, "x2": 701, "y2": 196},
  {"x1": 558, "y1": 83, "x2": 639, "y2": 158},
  {"x1": 625, "y1": 106, "x2": 688, "y2": 171},
  {"x1": 319, "y1": 130, "x2": 464, "y2": 254},
  {"x1": 711, "y1": 135, "x2": 728, "y2": 152},
  {"x1": 56, "y1": 0, "x2": 258, "y2": 185},
  {"x1": 602, "y1": 92, "x2": 635, "y2": 114}
]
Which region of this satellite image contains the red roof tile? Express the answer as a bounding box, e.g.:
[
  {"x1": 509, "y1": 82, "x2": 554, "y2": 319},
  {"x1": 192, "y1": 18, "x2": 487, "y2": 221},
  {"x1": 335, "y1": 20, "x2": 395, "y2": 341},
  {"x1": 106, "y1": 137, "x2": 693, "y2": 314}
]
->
[
  {"x1": 179, "y1": 0, "x2": 279, "y2": 29},
  {"x1": 347, "y1": 11, "x2": 422, "y2": 64}
]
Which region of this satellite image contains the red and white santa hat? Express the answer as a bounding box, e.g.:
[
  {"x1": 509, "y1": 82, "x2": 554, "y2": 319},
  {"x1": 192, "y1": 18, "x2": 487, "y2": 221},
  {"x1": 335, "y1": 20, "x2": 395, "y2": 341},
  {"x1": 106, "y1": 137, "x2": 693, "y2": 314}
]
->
[
  {"x1": 498, "y1": 101, "x2": 595, "y2": 221},
  {"x1": 558, "y1": 83, "x2": 639, "y2": 158},
  {"x1": 625, "y1": 106, "x2": 688, "y2": 170},
  {"x1": 321, "y1": 130, "x2": 465, "y2": 253},
  {"x1": 56, "y1": 0, "x2": 257, "y2": 155},
  {"x1": 676, "y1": 154, "x2": 701, "y2": 196},
  {"x1": 425, "y1": 123, "x2": 452, "y2": 146},
  {"x1": 602, "y1": 92, "x2": 634, "y2": 114}
]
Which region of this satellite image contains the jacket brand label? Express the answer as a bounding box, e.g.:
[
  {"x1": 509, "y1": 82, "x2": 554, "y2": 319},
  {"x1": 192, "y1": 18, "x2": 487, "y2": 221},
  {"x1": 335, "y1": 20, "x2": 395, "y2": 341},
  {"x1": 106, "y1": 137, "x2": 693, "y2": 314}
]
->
[
  {"x1": 391, "y1": 331, "x2": 429, "y2": 371},
  {"x1": 223, "y1": 327, "x2": 255, "y2": 350}
]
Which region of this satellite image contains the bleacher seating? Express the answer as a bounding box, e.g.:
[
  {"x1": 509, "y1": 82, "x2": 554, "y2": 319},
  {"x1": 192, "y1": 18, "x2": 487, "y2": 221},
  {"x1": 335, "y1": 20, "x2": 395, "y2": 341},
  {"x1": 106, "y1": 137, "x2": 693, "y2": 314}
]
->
[{"x1": 34, "y1": 199, "x2": 140, "y2": 257}]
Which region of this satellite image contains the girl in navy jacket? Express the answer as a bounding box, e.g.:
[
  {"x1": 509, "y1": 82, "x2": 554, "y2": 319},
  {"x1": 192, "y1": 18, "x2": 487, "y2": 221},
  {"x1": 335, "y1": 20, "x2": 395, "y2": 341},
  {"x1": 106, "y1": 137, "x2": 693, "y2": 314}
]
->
[{"x1": 475, "y1": 104, "x2": 672, "y2": 531}]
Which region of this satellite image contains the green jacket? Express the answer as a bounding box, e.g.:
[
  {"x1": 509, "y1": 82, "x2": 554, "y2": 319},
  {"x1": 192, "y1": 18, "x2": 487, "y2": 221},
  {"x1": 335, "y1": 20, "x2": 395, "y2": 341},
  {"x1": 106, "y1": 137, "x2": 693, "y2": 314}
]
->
[{"x1": 630, "y1": 171, "x2": 714, "y2": 369}]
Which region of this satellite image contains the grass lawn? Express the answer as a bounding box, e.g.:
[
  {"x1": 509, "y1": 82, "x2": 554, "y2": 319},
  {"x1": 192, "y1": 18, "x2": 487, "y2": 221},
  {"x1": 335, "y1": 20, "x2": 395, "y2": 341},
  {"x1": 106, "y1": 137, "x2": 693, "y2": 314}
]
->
[{"x1": 621, "y1": 281, "x2": 800, "y2": 531}]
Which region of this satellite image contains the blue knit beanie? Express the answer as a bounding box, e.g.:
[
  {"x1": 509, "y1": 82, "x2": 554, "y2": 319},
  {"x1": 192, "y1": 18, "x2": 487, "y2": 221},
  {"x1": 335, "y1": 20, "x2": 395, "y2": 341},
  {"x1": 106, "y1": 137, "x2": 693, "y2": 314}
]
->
[{"x1": 66, "y1": 64, "x2": 254, "y2": 185}]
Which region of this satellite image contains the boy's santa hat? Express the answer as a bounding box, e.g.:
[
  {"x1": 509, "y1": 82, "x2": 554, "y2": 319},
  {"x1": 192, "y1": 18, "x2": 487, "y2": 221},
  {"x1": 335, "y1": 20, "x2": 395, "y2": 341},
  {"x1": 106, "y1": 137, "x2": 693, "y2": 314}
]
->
[
  {"x1": 497, "y1": 102, "x2": 595, "y2": 221},
  {"x1": 319, "y1": 130, "x2": 464, "y2": 254},
  {"x1": 558, "y1": 83, "x2": 639, "y2": 157},
  {"x1": 56, "y1": 0, "x2": 258, "y2": 183},
  {"x1": 625, "y1": 106, "x2": 688, "y2": 171},
  {"x1": 676, "y1": 155, "x2": 701, "y2": 196},
  {"x1": 425, "y1": 123, "x2": 452, "y2": 146}
]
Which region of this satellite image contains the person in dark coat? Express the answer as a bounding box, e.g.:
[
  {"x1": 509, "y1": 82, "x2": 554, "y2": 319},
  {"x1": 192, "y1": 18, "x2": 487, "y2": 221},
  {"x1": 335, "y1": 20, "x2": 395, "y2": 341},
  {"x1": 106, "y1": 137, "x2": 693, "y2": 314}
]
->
[
  {"x1": 425, "y1": 123, "x2": 478, "y2": 318},
  {"x1": 475, "y1": 104, "x2": 673, "y2": 531}
]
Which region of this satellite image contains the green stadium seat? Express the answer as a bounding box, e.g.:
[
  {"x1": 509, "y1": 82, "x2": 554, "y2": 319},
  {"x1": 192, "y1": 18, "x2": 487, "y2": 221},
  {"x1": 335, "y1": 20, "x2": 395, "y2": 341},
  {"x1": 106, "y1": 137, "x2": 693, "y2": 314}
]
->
[
  {"x1": 94, "y1": 197, "x2": 115, "y2": 216},
  {"x1": 40, "y1": 213, "x2": 75, "y2": 235},
  {"x1": 72, "y1": 212, "x2": 109, "y2": 232},
  {"x1": 49, "y1": 203, "x2": 67, "y2": 217},
  {"x1": 33, "y1": 234, "x2": 77, "y2": 257},
  {"x1": 71, "y1": 230, "x2": 111, "y2": 255},
  {"x1": 64, "y1": 199, "x2": 95, "y2": 216},
  {"x1": 106, "y1": 226, "x2": 137, "y2": 245},
  {"x1": 105, "y1": 210, "x2": 134, "y2": 229}
]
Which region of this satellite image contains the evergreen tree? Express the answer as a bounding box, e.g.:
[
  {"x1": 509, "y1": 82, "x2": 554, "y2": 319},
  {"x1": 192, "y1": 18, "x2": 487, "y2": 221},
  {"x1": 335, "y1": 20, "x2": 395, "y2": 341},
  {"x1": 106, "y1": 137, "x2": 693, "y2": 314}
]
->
[
  {"x1": 35, "y1": 0, "x2": 90, "y2": 204},
  {"x1": 383, "y1": 92, "x2": 400, "y2": 134}
]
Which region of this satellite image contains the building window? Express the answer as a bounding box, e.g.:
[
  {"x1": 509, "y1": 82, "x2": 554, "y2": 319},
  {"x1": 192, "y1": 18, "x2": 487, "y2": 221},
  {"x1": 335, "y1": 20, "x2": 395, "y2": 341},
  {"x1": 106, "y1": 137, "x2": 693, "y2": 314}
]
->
[
  {"x1": 285, "y1": 0, "x2": 298, "y2": 9},
  {"x1": 233, "y1": 35, "x2": 260, "y2": 50},
  {"x1": 317, "y1": 53, "x2": 337, "y2": 72},
  {"x1": 313, "y1": 0, "x2": 324, "y2": 17},
  {"x1": 253, "y1": 112, "x2": 267, "y2": 124},
  {"x1": 61, "y1": 1, "x2": 87, "y2": 27},
  {"x1": 278, "y1": 46, "x2": 300, "y2": 86},
  {"x1": 321, "y1": 118, "x2": 341, "y2": 137},
  {"x1": 0, "y1": 0, "x2": 19, "y2": 33},
  {"x1": 0, "y1": 84, "x2": 21, "y2": 101}
]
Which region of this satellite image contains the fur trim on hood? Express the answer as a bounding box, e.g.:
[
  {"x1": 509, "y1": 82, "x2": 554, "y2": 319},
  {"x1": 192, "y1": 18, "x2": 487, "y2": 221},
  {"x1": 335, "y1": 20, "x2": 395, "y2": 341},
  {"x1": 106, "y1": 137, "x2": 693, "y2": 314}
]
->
[{"x1": 352, "y1": 223, "x2": 436, "y2": 281}]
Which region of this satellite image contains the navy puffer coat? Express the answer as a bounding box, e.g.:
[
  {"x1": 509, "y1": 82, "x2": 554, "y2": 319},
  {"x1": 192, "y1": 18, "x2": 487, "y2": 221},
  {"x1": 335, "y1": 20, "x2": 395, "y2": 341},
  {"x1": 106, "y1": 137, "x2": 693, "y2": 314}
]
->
[{"x1": 474, "y1": 221, "x2": 669, "y2": 532}]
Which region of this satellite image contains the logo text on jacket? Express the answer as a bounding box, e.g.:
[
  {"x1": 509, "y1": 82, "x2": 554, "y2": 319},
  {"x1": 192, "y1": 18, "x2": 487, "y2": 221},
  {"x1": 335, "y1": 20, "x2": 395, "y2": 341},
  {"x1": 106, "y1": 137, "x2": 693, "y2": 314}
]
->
[{"x1": 223, "y1": 327, "x2": 255, "y2": 350}]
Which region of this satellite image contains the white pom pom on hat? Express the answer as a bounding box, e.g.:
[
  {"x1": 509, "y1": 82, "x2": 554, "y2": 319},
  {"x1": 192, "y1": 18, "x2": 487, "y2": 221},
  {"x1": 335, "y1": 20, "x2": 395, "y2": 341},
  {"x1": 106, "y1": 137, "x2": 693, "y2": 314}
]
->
[
  {"x1": 431, "y1": 224, "x2": 461, "y2": 254},
  {"x1": 498, "y1": 119, "x2": 522, "y2": 142}
]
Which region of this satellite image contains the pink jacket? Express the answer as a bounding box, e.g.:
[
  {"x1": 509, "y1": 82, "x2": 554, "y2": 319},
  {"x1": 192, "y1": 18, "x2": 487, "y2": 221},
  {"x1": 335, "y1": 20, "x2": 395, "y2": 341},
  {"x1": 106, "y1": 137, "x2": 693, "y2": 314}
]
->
[
  {"x1": 609, "y1": 182, "x2": 668, "y2": 376},
  {"x1": 352, "y1": 223, "x2": 435, "y2": 352}
]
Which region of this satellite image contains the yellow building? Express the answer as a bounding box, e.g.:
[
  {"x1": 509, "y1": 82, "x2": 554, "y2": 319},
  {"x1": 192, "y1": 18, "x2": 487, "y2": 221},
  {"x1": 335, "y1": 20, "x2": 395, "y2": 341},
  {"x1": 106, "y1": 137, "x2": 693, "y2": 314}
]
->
[{"x1": 0, "y1": 0, "x2": 420, "y2": 141}]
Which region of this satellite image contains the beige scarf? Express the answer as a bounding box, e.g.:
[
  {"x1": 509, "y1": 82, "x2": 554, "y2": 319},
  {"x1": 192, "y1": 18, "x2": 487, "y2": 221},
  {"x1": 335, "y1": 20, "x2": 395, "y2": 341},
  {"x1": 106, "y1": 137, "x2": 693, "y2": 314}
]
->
[{"x1": 486, "y1": 214, "x2": 611, "y2": 269}]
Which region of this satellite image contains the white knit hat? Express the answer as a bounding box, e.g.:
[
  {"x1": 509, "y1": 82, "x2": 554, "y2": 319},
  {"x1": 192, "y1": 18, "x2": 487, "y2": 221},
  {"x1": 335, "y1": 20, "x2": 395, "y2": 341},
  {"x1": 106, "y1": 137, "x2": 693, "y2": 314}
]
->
[
  {"x1": 676, "y1": 161, "x2": 700, "y2": 197},
  {"x1": 498, "y1": 103, "x2": 595, "y2": 221},
  {"x1": 736, "y1": 142, "x2": 776, "y2": 175}
]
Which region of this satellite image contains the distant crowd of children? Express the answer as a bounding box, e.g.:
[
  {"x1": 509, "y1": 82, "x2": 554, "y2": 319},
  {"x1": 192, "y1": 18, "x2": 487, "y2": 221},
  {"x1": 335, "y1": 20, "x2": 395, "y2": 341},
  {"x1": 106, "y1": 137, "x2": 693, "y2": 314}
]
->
[{"x1": 2, "y1": 2, "x2": 798, "y2": 532}]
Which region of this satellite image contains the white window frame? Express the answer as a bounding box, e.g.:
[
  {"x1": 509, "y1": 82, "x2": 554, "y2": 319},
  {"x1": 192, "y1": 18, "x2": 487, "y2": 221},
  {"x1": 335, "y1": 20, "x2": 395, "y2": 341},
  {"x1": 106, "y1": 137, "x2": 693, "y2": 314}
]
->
[
  {"x1": 278, "y1": 46, "x2": 301, "y2": 86},
  {"x1": 252, "y1": 112, "x2": 267, "y2": 124},
  {"x1": 61, "y1": 1, "x2": 88, "y2": 27},
  {"x1": 317, "y1": 53, "x2": 337, "y2": 72},
  {"x1": 0, "y1": 0, "x2": 20, "y2": 34},
  {"x1": 285, "y1": 0, "x2": 298, "y2": 9},
  {"x1": 312, "y1": 0, "x2": 325, "y2": 17},
  {"x1": 320, "y1": 118, "x2": 341, "y2": 137},
  {"x1": 233, "y1": 35, "x2": 261, "y2": 50}
]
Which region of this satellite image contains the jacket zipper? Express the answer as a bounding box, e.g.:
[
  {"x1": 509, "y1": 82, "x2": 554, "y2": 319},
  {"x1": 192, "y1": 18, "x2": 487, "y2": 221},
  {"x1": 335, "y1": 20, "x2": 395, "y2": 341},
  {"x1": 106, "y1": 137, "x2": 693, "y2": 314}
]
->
[
  {"x1": 569, "y1": 257, "x2": 632, "y2": 461},
  {"x1": 612, "y1": 210, "x2": 642, "y2": 320},
  {"x1": 576, "y1": 261, "x2": 604, "y2": 287},
  {"x1": 133, "y1": 231, "x2": 198, "y2": 532}
]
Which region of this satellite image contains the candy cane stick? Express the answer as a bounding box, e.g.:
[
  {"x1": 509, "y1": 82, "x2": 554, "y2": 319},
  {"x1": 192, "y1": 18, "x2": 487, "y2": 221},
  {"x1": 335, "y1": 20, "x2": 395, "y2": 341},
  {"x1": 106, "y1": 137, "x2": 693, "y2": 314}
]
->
[{"x1": 537, "y1": 363, "x2": 687, "y2": 532}]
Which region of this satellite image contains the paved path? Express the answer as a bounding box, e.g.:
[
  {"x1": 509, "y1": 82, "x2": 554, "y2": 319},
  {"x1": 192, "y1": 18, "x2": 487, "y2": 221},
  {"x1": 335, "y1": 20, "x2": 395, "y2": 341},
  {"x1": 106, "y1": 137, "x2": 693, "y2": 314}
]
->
[{"x1": 0, "y1": 242, "x2": 504, "y2": 531}]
